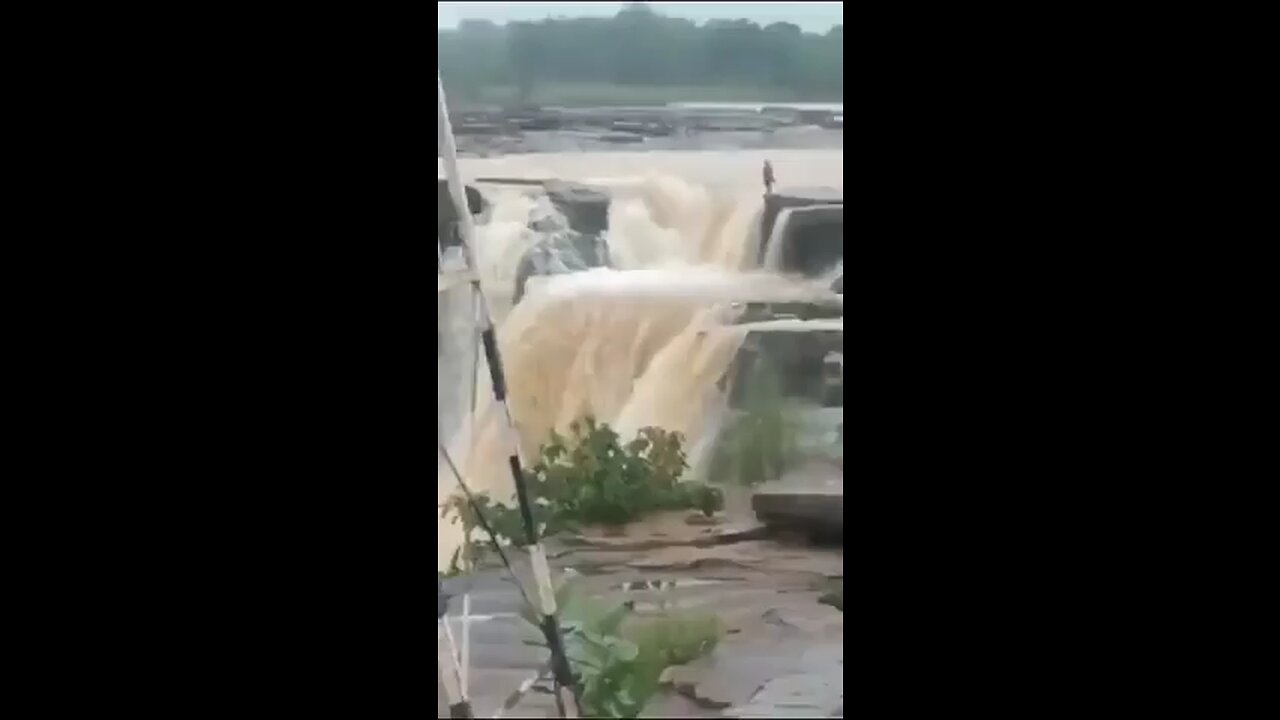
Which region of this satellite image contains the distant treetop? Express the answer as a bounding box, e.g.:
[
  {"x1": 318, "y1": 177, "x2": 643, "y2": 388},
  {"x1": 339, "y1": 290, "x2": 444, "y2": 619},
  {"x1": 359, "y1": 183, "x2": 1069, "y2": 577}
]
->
[{"x1": 439, "y1": 6, "x2": 843, "y2": 104}]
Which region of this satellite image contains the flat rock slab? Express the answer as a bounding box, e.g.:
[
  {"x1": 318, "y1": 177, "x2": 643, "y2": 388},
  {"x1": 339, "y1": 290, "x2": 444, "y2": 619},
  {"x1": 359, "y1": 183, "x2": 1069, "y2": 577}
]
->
[
  {"x1": 553, "y1": 511, "x2": 769, "y2": 553},
  {"x1": 766, "y1": 187, "x2": 845, "y2": 205},
  {"x1": 752, "y1": 464, "x2": 843, "y2": 538},
  {"x1": 660, "y1": 617, "x2": 843, "y2": 716},
  {"x1": 641, "y1": 690, "x2": 724, "y2": 718},
  {"x1": 621, "y1": 541, "x2": 841, "y2": 576},
  {"x1": 543, "y1": 180, "x2": 610, "y2": 234},
  {"x1": 731, "y1": 667, "x2": 843, "y2": 718},
  {"x1": 440, "y1": 498, "x2": 842, "y2": 718}
]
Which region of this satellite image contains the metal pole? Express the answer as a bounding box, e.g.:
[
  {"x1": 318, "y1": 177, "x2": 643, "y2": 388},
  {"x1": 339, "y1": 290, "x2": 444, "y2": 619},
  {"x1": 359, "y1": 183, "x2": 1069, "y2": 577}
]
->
[
  {"x1": 439, "y1": 584, "x2": 472, "y2": 719},
  {"x1": 438, "y1": 74, "x2": 581, "y2": 718}
]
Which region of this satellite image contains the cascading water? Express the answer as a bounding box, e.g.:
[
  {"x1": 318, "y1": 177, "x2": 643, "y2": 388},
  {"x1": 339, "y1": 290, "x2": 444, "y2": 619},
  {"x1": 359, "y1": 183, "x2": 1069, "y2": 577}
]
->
[{"x1": 438, "y1": 155, "x2": 842, "y2": 571}]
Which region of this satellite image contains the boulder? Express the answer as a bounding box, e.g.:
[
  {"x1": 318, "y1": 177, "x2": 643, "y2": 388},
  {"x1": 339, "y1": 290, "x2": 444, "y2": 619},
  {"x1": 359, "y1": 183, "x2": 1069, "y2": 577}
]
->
[
  {"x1": 544, "y1": 180, "x2": 611, "y2": 235},
  {"x1": 513, "y1": 229, "x2": 610, "y2": 303},
  {"x1": 510, "y1": 182, "x2": 614, "y2": 303}
]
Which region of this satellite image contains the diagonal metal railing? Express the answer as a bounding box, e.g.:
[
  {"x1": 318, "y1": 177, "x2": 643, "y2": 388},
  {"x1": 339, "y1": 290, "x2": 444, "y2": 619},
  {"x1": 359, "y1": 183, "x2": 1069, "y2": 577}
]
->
[{"x1": 437, "y1": 73, "x2": 581, "y2": 719}]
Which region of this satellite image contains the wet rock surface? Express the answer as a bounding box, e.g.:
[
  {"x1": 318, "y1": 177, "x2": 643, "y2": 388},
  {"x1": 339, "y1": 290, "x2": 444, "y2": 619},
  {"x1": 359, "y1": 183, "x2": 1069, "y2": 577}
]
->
[
  {"x1": 729, "y1": 333, "x2": 844, "y2": 409},
  {"x1": 439, "y1": 494, "x2": 843, "y2": 718},
  {"x1": 544, "y1": 181, "x2": 611, "y2": 236},
  {"x1": 770, "y1": 204, "x2": 843, "y2": 277},
  {"x1": 495, "y1": 180, "x2": 613, "y2": 304},
  {"x1": 659, "y1": 630, "x2": 843, "y2": 718},
  {"x1": 437, "y1": 179, "x2": 486, "y2": 252},
  {"x1": 513, "y1": 228, "x2": 610, "y2": 303},
  {"x1": 758, "y1": 187, "x2": 843, "y2": 265},
  {"x1": 752, "y1": 461, "x2": 844, "y2": 540}
]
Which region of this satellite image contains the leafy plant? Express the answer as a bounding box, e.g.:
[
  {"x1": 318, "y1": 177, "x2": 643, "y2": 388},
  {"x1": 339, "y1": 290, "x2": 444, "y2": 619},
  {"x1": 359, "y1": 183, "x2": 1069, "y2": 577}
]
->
[
  {"x1": 442, "y1": 491, "x2": 531, "y2": 548},
  {"x1": 444, "y1": 422, "x2": 727, "y2": 716},
  {"x1": 817, "y1": 578, "x2": 844, "y2": 612},
  {"x1": 520, "y1": 576, "x2": 720, "y2": 718},
  {"x1": 628, "y1": 611, "x2": 721, "y2": 668},
  {"x1": 443, "y1": 418, "x2": 724, "y2": 562}
]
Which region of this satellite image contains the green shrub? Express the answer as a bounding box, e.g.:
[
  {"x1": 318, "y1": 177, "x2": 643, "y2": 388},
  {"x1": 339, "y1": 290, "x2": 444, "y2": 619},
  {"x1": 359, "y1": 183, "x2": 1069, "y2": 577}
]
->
[
  {"x1": 520, "y1": 577, "x2": 720, "y2": 718},
  {"x1": 443, "y1": 418, "x2": 724, "y2": 559},
  {"x1": 709, "y1": 357, "x2": 800, "y2": 486},
  {"x1": 818, "y1": 579, "x2": 844, "y2": 612},
  {"x1": 444, "y1": 422, "x2": 728, "y2": 716}
]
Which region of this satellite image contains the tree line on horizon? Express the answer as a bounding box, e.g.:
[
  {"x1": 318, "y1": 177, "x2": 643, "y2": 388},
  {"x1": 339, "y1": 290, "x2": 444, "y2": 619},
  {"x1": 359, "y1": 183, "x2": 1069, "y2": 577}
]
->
[{"x1": 438, "y1": 3, "x2": 843, "y2": 105}]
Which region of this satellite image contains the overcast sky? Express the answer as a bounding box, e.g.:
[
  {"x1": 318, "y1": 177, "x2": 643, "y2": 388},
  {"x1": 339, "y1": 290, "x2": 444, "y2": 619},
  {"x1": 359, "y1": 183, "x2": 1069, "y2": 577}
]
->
[{"x1": 438, "y1": 2, "x2": 843, "y2": 34}]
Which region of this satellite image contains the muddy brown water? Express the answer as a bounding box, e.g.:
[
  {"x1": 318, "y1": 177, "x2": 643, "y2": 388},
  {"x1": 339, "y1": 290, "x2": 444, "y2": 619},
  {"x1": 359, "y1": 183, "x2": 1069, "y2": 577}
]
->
[{"x1": 438, "y1": 144, "x2": 843, "y2": 717}]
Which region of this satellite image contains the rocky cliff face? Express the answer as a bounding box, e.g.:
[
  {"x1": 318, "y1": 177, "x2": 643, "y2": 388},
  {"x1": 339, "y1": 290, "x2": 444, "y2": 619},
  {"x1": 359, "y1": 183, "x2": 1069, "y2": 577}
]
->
[
  {"x1": 512, "y1": 181, "x2": 614, "y2": 303},
  {"x1": 773, "y1": 205, "x2": 843, "y2": 277},
  {"x1": 758, "y1": 188, "x2": 843, "y2": 272},
  {"x1": 437, "y1": 178, "x2": 486, "y2": 256},
  {"x1": 544, "y1": 180, "x2": 610, "y2": 235}
]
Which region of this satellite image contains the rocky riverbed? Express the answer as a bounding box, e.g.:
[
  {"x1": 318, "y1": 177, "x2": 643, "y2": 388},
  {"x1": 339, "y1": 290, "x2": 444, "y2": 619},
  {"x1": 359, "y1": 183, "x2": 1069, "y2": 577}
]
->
[
  {"x1": 438, "y1": 479, "x2": 844, "y2": 718},
  {"x1": 446, "y1": 104, "x2": 843, "y2": 157},
  {"x1": 455, "y1": 127, "x2": 844, "y2": 157},
  {"x1": 437, "y1": 123, "x2": 844, "y2": 716}
]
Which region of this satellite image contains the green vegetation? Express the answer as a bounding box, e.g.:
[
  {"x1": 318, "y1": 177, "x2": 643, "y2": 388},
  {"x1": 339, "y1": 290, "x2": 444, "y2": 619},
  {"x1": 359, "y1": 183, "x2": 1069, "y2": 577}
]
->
[
  {"x1": 442, "y1": 417, "x2": 723, "y2": 569},
  {"x1": 709, "y1": 357, "x2": 800, "y2": 486},
  {"x1": 439, "y1": 3, "x2": 843, "y2": 106},
  {"x1": 442, "y1": 421, "x2": 724, "y2": 714},
  {"x1": 818, "y1": 579, "x2": 844, "y2": 612},
  {"x1": 521, "y1": 577, "x2": 721, "y2": 718}
]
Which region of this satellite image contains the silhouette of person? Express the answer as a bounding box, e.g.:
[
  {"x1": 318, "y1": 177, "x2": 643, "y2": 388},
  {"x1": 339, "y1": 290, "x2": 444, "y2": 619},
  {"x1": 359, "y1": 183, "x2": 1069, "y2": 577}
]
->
[{"x1": 763, "y1": 159, "x2": 775, "y2": 195}]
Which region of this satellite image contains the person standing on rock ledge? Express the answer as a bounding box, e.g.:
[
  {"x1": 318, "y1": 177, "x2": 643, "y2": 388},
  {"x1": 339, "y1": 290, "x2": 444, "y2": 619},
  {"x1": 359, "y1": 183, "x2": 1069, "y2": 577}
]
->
[{"x1": 763, "y1": 159, "x2": 775, "y2": 195}]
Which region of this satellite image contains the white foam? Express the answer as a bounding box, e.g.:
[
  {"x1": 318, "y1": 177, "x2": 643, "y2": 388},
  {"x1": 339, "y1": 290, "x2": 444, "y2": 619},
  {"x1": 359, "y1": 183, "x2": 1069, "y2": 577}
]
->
[{"x1": 437, "y1": 160, "x2": 843, "y2": 571}]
